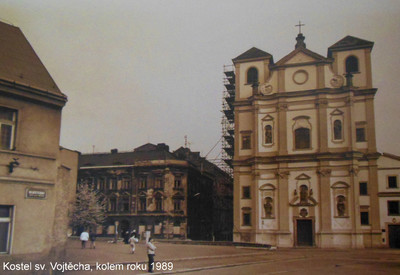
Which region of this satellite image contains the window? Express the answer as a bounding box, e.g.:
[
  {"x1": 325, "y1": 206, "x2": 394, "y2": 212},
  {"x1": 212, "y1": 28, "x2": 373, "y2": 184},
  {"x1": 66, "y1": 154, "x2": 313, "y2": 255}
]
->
[
  {"x1": 0, "y1": 205, "x2": 13, "y2": 253},
  {"x1": 98, "y1": 178, "x2": 105, "y2": 190},
  {"x1": 109, "y1": 199, "x2": 116, "y2": 212},
  {"x1": 155, "y1": 177, "x2": 163, "y2": 189},
  {"x1": 109, "y1": 178, "x2": 117, "y2": 190},
  {"x1": 139, "y1": 197, "x2": 147, "y2": 211},
  {"x1": 345, "y1": 56, "x2": 359, "y2": 73},
  {"x1": 388, "y1": 176, "x2": 398, "y2": 189},
  {"x1": 295, "y1": 128, "x2": 310, "y2": 149},
  {"x1": 122, "y1": 178, "x2": 131, "y2": 190},
  {"x1": 0, "y1": 107, "x2": 17, "y2": 150},
  {"x1": 247, "y1": 67, "x2": 258, "y2": 84},
  {"x1": 360, "y1": 211, "x2": 369, "y2": 225},
  {"x1": 242, "y1": 134, "x2": 251, "y2": 149},
  {"x1": 174, "y1": 177, "x2": 182, "y2": 189},
  {"x1": 155, "y1": 194, "x2": 163, "y2": 211},
  {"x1": 388, "y1": 201, "x2": 400, "y2": 215},
  {"x1": 121, "y1": 198, "x2": 130, "y2": 212},
  {"x1": 356, "y1": 127, "x2": 366, "y2": 142},
  {"x1": 265, "y1": 125, "x2": 273, "y2": 144},
  {"x1": 242, "y1": 186, "x2": 250, "y2": 199},
  {"x1": 359, "y1": 182, "x2": 368, "y2": 195},
  {"x1": 139, "y1": 177, "x2": 147, "y2": 189},
  {"x1": 243, "y1": 212, "x2": 251, "y2": 226},
  {"x1": 333, "y1": 120, "x2": 342, "y2": 140},
  {"x1": 174, "y1": 200, "x2": 181, "y2": 211}
]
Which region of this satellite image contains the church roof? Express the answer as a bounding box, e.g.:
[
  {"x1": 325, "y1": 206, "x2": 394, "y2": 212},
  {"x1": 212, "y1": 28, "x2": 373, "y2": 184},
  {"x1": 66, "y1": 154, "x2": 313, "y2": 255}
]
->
[
  {"x1": 232, "y1": 47, "x2": 273, "y2": 63},
  {"x1": 328, "y1": 35, "x2": 374, "y2": 57},
  {"x1": 0, "y1": 21, "x2": 63, "y2": 96}
]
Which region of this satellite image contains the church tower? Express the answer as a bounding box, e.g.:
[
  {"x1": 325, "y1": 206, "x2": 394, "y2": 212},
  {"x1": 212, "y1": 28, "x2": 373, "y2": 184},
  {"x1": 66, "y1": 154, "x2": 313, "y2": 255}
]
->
[{"x1": 232, "y1": 30, "x2": 382, "y2": 248}]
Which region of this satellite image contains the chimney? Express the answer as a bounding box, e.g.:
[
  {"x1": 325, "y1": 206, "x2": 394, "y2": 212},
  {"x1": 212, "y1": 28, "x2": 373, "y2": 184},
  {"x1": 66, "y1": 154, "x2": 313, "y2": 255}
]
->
[{"x1": 156, "y1": 143, "x2": 169, "y2": 152}]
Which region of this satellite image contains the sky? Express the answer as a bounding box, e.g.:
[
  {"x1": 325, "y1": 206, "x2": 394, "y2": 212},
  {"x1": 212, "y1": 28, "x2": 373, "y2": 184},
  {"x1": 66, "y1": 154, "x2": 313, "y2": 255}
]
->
[{"x1": 1, "y1": 0, "x2": 400, "y2": 162}]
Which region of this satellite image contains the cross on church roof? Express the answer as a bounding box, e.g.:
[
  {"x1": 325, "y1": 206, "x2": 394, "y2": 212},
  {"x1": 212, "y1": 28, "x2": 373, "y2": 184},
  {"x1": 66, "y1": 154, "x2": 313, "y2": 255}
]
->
[{"x1": 295, "y1": 21, "x2": 305, "y2": 34}]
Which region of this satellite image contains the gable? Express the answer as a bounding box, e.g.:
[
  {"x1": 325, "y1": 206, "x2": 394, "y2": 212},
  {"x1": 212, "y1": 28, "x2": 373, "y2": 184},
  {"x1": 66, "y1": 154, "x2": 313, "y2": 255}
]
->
[
  {"x1": 0, "y1": 21, "x2": 63, "y2": 96},
  {"x1": 285, "y1": 52, "x2": 316, "y2": 64},
  {"x1": 378, "y1": 153, "x2": 400, "y2": 168},
  {"x1": 275, "y1": 47, "x2": 329, "y2": 67}
]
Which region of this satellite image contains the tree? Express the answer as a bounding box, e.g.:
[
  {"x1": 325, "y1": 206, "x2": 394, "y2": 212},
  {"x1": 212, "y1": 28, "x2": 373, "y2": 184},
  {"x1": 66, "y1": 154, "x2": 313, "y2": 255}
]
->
[{"x1": 70, "y1": 182, "x2": 106, "y2": 233}]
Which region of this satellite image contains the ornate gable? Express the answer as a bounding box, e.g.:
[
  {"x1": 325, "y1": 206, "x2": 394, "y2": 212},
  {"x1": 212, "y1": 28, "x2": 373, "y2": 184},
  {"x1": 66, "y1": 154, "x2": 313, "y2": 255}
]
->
[{"x1": 275, "y1": 47, "x2": 329, "y2": 67}]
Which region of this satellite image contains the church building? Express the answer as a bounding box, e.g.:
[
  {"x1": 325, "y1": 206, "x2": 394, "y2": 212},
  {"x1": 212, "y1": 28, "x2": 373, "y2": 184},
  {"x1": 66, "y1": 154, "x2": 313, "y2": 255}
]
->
[{"x1": 231, "y1": 29, "x2": 400, "y2": 248}]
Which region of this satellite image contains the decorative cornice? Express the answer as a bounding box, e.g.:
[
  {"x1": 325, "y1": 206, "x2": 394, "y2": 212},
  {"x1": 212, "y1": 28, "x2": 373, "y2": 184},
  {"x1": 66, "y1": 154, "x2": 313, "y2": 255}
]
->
[{"x1": 378, "y1": 192, "x2": 400, "y2": 197}]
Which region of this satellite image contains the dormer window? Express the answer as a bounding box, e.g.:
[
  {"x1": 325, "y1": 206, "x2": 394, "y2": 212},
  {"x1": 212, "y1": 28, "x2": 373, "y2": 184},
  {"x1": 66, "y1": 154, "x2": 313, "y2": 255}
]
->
[
  {"x1": 345, "y1": 56, "x2": 359, "y2": 73},
  {"x1": 247, "y1": 67, "x2": 258, "y2": 84}
]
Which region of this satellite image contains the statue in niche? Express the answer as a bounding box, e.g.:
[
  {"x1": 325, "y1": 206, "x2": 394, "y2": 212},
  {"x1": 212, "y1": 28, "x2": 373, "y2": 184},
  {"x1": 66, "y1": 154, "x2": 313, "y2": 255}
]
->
[
  {"x1": 265, "y1": 125, "x2": 272, "y2": 144},
  {"x1": 337, "y1": 195, "x2": 346, "y2": 216},
  {"x1": 300, "y1": 185, "x2": 308, "y2": 204},
  {"x1": 334, "y1": 120, "x2": 342, "y2": 140},
  {"x1": 264, "y1": 197, "x2": 273, "y2": 218}
]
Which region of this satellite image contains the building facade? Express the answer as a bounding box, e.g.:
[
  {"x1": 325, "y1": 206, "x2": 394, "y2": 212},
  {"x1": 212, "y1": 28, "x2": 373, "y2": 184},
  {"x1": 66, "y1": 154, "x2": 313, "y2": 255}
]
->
[
  {"x1": 0, "y1": 21, "x2": 79, "y2": 256},
  {"x1": 78, "y1": 143, "x2": 232, "y2": 241},
  {"x1": 231, "y1": 32, "x2": 400, "y2": 248}
]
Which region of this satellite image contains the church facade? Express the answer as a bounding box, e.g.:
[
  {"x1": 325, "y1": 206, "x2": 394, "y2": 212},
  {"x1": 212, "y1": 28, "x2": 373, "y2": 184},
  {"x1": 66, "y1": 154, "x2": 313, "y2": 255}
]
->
[{"x1": 232, "y1": 32, "x2": 400, "y2": 248}]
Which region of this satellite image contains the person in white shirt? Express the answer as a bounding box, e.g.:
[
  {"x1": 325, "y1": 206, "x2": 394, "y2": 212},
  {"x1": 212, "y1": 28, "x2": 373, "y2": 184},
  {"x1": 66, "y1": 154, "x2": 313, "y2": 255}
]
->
[
  {"x1": 146, "y1": 237, "x2": 156, "y2": 273},
  {"x1": 129, "y1": 232, "x2": 139, "y2": 254},
  {"x1": 80, "y1": 230, "x2": 89, "y2": 249}
]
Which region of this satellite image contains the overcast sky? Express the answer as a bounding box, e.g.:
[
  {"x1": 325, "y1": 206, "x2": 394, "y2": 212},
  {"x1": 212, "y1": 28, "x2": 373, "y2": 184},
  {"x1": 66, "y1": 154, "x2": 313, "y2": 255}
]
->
[{"x1": 1, "y1": 0, "x2": 400, "y2": 161}]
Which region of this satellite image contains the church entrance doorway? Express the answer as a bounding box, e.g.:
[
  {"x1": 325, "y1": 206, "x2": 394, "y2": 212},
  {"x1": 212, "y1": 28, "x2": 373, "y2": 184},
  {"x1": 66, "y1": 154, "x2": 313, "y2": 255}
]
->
[
  {"x1": 388, "y1": 225, "x2": 400, "y2": 248},
  {"x1": 295, "y1": 219, "x2": 313, "y2": 246}
]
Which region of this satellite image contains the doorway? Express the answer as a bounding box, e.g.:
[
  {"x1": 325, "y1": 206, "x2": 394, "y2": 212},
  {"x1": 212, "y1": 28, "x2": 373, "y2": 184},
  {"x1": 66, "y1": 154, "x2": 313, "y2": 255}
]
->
[
  {"x1": 388, "y1": 225, "x2": 400, "y2": 248},
  {"x1": 296, "y1": 219, "x2": 313, "y2": 246}
]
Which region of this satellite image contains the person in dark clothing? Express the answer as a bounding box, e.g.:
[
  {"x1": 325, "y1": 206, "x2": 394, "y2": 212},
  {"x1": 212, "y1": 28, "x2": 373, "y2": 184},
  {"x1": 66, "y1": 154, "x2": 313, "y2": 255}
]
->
[{"x1": 146, "y1": 237, "x2": 156, "y2": 273}]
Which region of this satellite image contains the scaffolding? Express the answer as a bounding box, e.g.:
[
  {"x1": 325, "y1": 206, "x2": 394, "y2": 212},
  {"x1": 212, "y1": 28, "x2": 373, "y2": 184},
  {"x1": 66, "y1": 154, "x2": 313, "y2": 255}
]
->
[{"x1": 221, "y1": 64, "x2": 235, "y2": 176}]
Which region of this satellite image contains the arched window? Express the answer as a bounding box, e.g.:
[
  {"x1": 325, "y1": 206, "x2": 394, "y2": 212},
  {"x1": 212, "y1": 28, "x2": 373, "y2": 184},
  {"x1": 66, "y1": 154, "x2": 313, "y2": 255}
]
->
[
  {"x1": 333, "y1": 120, "x2": 342, "y2": 140},
  {"x1": 345, "y1": 56, "x2": 359, "y2": 73},
  {"x1": 247, "y1": 67, "x2": 258, "y2": 84},
  {"x1": 295, "y1": 127, "x2": 310, "y2": 149},
  {"x1": 265, "y1": 125, "x2": 272, "y2": 144}
]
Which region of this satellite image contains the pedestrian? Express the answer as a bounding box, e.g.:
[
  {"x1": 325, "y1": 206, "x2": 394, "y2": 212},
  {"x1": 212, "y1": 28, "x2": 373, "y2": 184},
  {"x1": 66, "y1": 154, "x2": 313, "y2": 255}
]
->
[
  {"x1": 146, "y1": 237, "x2": 156, "y2": 273},
  {"x1": 80, "y1": 230, "x2": 89, "y2": 249},
  {"x1": 89, "y1": 231, "x2": 96, "y2": 249},
  {"x1": 124, "y1": 230, "x2": 130, "y2": 244},
  {"x1": 129, "y1": 232, "x2": 139, "y2": 254}
]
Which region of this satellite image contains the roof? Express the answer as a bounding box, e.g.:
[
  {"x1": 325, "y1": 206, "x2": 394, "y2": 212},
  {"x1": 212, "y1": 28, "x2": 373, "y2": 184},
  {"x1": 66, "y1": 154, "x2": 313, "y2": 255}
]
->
[
  {"x1": 382, "y1": 152, "x2": 400, "y2": 162},
  {"x1": 328, "y1": 35, "x2": 374, "y2": 57},
  {"x1": 0, "y1": 21, "x2": 63, "y2": 95},
  {"x1": 79, "y1": 143, "x2": 178, "y2": 167},
  {"x1": 232, "y1": 47, "x2": 273, "y2": 63}
]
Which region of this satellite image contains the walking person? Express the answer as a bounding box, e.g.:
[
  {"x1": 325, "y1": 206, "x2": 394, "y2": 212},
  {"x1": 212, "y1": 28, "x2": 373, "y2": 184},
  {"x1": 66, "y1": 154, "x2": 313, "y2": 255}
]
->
[
  {"x1": 80, "y1": 230, "x2": 89, "y2": 249},
  {"x1": 129, "y1": 232, "x2": 138, "y2": 254},
  {"x1": 146, "y1": 237, "x2": 156, "y2": 273},
  {"x1": 89, "y1": 231, "x2": 96, "y2": 249}
]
